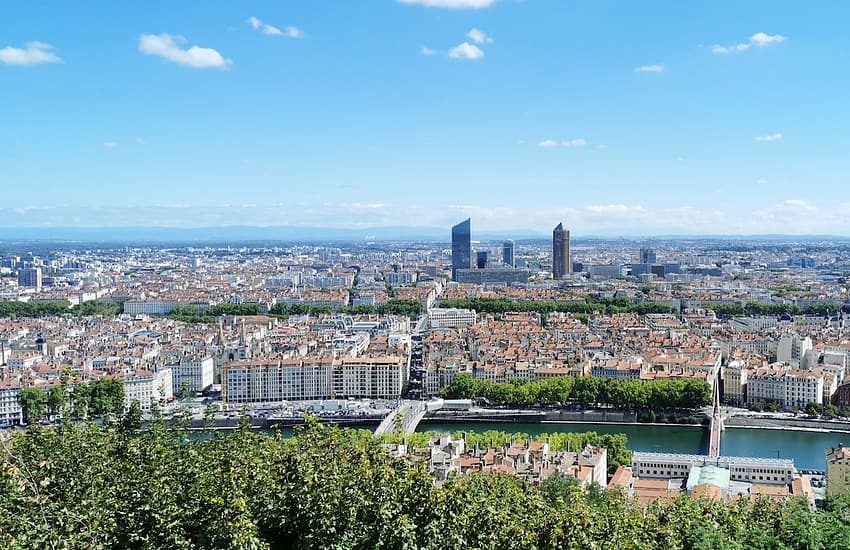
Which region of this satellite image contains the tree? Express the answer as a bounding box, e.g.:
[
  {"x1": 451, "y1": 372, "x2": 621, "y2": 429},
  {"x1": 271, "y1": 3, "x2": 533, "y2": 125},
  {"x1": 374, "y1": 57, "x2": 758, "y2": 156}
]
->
[
  {"x1": 179, "y1": 379, "x2": 192, "y2": 400},
  {"x1": 19, "y1": 387, "x2": 48, "y2": 424},
  {"x1": 805, "y1": 401, "x2": 823, "y2": 416},
  {"x1": 47, "y1": 385, "x2": 67, "y2": 419},
  {"x1": 122, "y1": 400, "x2": 143, "y2": 432}
]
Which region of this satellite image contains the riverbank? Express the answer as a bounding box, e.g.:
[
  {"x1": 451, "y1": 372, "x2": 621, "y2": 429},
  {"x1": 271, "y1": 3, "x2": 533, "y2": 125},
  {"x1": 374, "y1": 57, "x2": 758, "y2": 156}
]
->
[
  {"x1": 725, "y1": 414, "x2": 850, "y2": 434},
  {"x1": 147, "y1": 415, "x2": 382, "y2": 431},
  {"x1": 422, "y1": 407, "x2": 706, "y2": 427}
]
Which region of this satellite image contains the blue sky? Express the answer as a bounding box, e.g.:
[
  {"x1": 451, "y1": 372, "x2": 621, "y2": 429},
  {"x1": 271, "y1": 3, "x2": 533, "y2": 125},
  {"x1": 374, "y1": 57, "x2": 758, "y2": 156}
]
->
[{"x1": 2, "y1": 0, "x2": 849, "y2": 235}]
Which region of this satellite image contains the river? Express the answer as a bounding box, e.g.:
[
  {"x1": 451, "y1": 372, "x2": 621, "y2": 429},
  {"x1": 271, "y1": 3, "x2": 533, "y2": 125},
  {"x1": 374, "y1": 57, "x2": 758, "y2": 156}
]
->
[{"x1": 416, "y1": 421, "x2": 850, "y2": 471}]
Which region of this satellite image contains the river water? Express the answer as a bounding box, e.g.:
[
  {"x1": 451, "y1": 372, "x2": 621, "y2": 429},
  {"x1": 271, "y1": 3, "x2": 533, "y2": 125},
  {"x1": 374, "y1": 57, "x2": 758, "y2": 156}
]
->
[{"x1": 416, "y1": 421, "x2": 850, "y2": 471}]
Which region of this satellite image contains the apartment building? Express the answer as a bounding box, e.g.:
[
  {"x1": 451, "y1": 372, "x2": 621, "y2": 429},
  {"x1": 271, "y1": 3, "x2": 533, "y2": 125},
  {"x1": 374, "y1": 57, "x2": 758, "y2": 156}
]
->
[
  {"x1": 222, "y1": 355, "x2": 405, "y2": 403},
  {"x1": 723, "y1": 361, "x2": 749, "y2": 406},
  {"x1": 222, "y1": 358, "x2": 335, "y2": 403},
  {"x1": 747, "y1": 367, "x2": 824, "y2": 408},
  {"x1": 170, "y1": 355, "x2": 214, "y2": 395},
  {"x1": 428, "y1": 308, "x2": 476, "y2": 329},
  {"x1": 124, "y1": 368, "x2": 173, "y2": 412},
  {"x1": 334, "y1": 356, "x2": 406, "y2": 399},
  {"x1": 826, "y1": 444, "x2": 850, "y2": 497},
  {"x1": 0, "y1": 381, "x2": 22, "y2": 425}
]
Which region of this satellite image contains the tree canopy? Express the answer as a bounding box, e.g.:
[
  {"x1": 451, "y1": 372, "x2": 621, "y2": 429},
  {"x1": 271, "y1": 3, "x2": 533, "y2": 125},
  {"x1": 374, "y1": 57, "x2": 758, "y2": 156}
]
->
[
  {"x1": 441, "y1": 373, "x2": 712, "y2": 412},
  {"x1": 1, "y1": 421, "x2": 848, "y2": 549},
  {"x1": 439, "y1": 297, "x2": 677, "y2": 317}
]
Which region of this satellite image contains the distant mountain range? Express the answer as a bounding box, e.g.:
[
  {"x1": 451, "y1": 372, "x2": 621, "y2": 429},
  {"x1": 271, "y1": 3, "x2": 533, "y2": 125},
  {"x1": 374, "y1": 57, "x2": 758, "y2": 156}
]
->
[{"x1": 0, "y1": 225, "x2": 847, "y2": 244}]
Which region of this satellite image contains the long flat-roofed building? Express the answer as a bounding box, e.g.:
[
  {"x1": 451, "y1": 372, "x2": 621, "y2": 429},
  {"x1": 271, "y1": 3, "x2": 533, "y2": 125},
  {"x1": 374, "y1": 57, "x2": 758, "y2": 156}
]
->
[
  {"x1": 334, "y1": 356, "x2": 406, "y2": 399},
  {"x1": 632, "y1": 452, "x2": 796, "y2": 485}
]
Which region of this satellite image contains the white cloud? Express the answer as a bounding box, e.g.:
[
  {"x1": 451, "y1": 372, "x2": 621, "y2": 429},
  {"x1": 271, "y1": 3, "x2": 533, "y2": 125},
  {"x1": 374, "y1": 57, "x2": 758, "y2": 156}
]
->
[
  {"x1": 754, "y1": 133, "x2": 783, "y2": 142},
  {"x1": 139, "y1": 33, "x2": 231, "y2": 69},
  {"x1": 420, "y1": 46, "x2": 438, "y2": 55},
  {"x1": 583, "y1": 204, "x2": 645, "y2": 217},
  {"x1": 398, "y1": 0, "x2": 496, "y2": 8},
  {"x1": 711, "y1": 43, "x2": 750, "y2": 55},
  {"x1": 597, "y1": 144, "x2": 608, "y2": 149},
  {"x1": 282, "y1": 26, "x2": 304, "y2": 39},
  {"x1": 634, "y1": 64, "x2": 664, "y2": 73},
  {"x1": 0, "y1": 41, "x2": 62, "y2": 66},
  {"x1": 537, "y1": 140, "x2": 558, "y2": 148},
  {"x1": 756, "y1": 178, "x2": 768, "y2": 184},
  {"x1": 562, "y1": 138, "x2": 587, "y2": 147},
  {"x1": 102, "y1": 142, "x2": 118, "y2": 148},
  {"x1": 711, "y1": 31, "x2": 786, "y2": 54},
  {"x1": 750, "y1": 32, "x2": 786, "y2": 46},
  {"x1": 261, "y1": 24, "x2": 283, "y2": 36},
  {"x1": 465, "y1": 28, "x2": 493, "y2": 44},
  {"x1": 248, "y1": 16, "x2": 304, "y2": 38},
  {"x1": 135, "y1": 137, "x2": 145, "y2": 145},
  {"x1": 449, "y1": 42, "x2": 484, "y2": 60}
]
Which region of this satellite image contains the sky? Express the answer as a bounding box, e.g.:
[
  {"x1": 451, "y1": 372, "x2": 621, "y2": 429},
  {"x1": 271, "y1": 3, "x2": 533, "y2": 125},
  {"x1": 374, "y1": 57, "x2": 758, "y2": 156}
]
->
[{"x1": 2, "y1": 0, "x2": 850, "y2": 236}]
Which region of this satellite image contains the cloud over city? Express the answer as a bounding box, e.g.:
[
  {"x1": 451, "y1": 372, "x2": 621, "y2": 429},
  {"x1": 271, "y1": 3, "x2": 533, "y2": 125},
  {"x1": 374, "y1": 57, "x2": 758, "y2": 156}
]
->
[
  {"x1": 138, "y1": 33, "x2": 232, "y2": 68},
  {"x1": 0, "y1": 41, "x2": 62, "y2": 65}
]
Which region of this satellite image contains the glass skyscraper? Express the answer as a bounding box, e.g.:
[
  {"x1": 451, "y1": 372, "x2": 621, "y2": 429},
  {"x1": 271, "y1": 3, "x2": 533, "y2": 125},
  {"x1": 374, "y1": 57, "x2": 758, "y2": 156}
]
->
[
  {"x1": 451, "y1": 218, "x2": 471, "y2": 281},
  {"x1": 502, "y1": 240, "x2": 515, "y2": 267},
  {"x1": 553, "y1": 222, "x2": 571, "y2": 278}
]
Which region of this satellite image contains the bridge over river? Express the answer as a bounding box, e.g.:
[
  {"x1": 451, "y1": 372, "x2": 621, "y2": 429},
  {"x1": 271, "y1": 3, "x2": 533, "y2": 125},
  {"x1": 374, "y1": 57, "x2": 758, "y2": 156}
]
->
[{"x1": 374, "y1": 400, "x2": 426, "y2": 436}]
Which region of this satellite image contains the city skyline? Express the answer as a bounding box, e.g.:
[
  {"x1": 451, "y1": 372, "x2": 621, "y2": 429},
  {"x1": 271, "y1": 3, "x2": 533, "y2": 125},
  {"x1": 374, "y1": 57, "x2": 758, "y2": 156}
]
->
[{"x1": 3, "y1": 1, "x2": 850, "y2": 234}]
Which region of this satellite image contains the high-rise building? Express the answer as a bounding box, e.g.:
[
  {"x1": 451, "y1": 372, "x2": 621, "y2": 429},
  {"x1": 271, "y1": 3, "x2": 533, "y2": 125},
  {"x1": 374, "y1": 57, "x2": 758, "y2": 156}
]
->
[
  {"x1": 476, "y1": 250, "x2": 489, "y2": 269},
  {"x1": 502, "y1": 240, "x2": 515, "y2": 267},
  {"x1": 451, "y1": 218, "x2": 471, "y2": 281},
  {"x1": 552, "y1": 223, "x2": 571, "y2": 279},
  {"x1": 17, "y1": 267, "x2": 42, "y2": 289},
  {"x1": 640, "y1": 247, "x2": 657, "y2": 264}
]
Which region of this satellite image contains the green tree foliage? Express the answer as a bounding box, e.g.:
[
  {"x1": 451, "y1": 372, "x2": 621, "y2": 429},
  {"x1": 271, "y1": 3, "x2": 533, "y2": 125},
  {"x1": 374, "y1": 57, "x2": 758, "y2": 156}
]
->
[
  {"x1": 0, "y1": 300, "x2": 126, "y2": 319},
  {"x1": 122, "y1": 400, "x2": 143, "y2": 432},
  {"x1": 168, "y1": 302, "x2": 266, "y2": 323},
  {"x1": 377, "y1": 299, "x2": 423, "y2": 317},
  {"x1": 61, "y1": 378, "x2": 125, "y2": 421},
  {"x1": 439, "y1": 297, "x2": 677, "y2": 316},
  {"x1": 19, "y1": 387, "x2": 48, "y2": 424},
  {"x1": 441, "y1": 372, "x2": 712, "y2": 412},
  {"x1": 70, "y1": 300, "x2": 124, "y2": 317},
  {"x1": 2, "y1": 422, "x2": 849, "y2": 548},
  {"x1": 705, "y1": 302, "x2": 840, "y2": 319},
  {"x1": 0, "y1": 300, "x2": 70, "y2": 318},
  {"x1": 269, "y1": 299, "x2": 424, "y2": 318}
]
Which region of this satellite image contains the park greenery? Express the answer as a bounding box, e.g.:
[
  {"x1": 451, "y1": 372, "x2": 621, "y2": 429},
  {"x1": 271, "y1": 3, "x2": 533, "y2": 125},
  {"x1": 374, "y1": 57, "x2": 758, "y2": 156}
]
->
[
  {"x1": 440, "y1": 296, "x2": 678, "y2": 317},
  {"x1": 2, "y1": 420, "x2": 850, "y2": 548},
  {"x1": 167, "y1": 299, "x2": 424, "y2": 323},
  {"x1": 441, "y1": 373, "x2": 712, "y2": 412},
  {"x1": 0, "y1": 300, "x2": 124, "y2": 319},
  {"x1": 18, "y1": 378, "x2": 125, "y2": 424},
  {"x1": 269, "y1": 299, "x2": 423, "y2": 318},
  {"x1": 705, "y1": 302, "x2": 841, "y2": 319}
]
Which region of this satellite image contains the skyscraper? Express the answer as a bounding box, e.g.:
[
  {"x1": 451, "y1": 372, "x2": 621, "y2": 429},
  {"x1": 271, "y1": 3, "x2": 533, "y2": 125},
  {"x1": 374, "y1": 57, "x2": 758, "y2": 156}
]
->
[
  {"x1": 502, "y1": 240, "x2": 515, "y2": 268},
  {"x1": 451, "y1": 218, "x2": 471, "y2": 281},
  {"x1": 476, "y1": 251, "x2": 489, "y2": 269},
  {"x1": 17, "y1": 267, "x2": 42, "y2": 289},
  {"x1": 552, "y1": 223, "x2": 571, "y2": 279},
  {"x1": 640, "y1": 246, "x2": 657, "y2": 264}
]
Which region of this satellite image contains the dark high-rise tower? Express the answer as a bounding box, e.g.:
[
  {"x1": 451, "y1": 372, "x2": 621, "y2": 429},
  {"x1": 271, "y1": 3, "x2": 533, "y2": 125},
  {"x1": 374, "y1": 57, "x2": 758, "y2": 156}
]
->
[
  {"x1": 451, "y1": 218, "x2": 471, "y2": 281},
  {"x1": 552, "y1": 223, "x2": 571, "y2": 278},
  {"x1": 502, "y1": 240, "x2": 515, "y2": 267},
  {"x1": 640, "y1": 246, "x2": 657, "y2": 264},
  {"x1": 476, "y1": 251, "x2": 489, "y2": 269}
]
